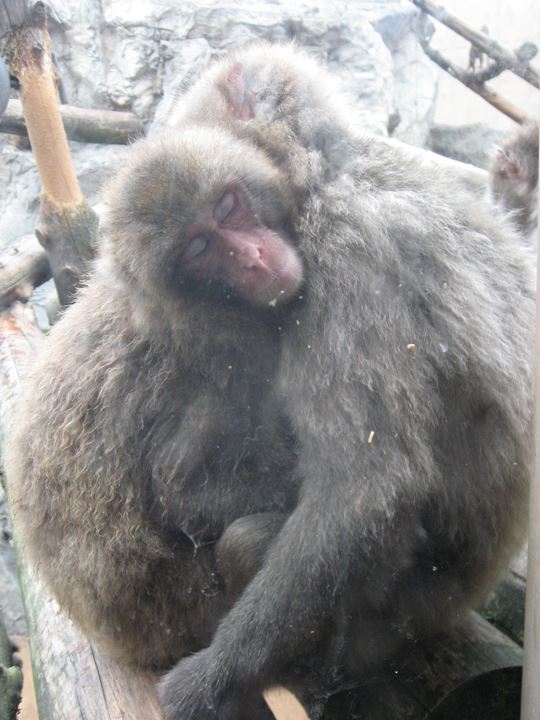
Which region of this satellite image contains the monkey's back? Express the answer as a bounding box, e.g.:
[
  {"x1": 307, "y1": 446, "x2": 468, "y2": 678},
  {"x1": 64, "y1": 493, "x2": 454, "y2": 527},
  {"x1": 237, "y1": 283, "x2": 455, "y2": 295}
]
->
[
  {"x1": 283, "y1": 135, "x2": 534, "y2": 614},
  {"x1": 5, "y1": 275, "x2": 296, "y2": 667}
]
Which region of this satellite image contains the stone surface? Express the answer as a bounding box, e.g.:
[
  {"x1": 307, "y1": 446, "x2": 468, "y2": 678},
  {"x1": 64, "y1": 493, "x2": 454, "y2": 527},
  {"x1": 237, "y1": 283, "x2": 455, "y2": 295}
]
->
[
  {"x1": 0, "y1": 0, "x2": 438, "y2": 250},
  {"x1": 428, "y1": 123, "x2": 507, "y2": 170}
]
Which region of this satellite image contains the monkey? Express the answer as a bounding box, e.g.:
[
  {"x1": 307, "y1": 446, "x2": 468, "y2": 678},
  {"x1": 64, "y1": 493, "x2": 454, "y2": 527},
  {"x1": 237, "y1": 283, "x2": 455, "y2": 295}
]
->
[
  {"x1": 489, "y1": 120, "x2": 539, "y2": 244},
  {"x1": 468, "y1": 26, "x2": 489, "y2": 71},
  {"x1": 152, "y1": 45, "x2": 535, "y2": 719},
  {"x1": 4, "y1": 127, "x2": 302, "y2": 671}
]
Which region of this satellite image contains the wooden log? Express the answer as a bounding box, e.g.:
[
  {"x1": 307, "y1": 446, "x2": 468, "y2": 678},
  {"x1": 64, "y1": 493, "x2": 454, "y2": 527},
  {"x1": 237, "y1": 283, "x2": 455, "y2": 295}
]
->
[
  {"x1": 0, "y1": 235, "x2": 50, "y2": 308},
  {"x1": 5, "y1": 2, "x2": 97, "y2": 306},
  {"x1": 482, "y1": 550, "x2": 527, "y2": 646},
  {"x1": 0, "y1": 99, "x2": 142, "y2": 145},
  {"x1": 412, "y1": 0, "x2": 540, "y2": 89},
  {"x1": 265, "y1": 689, "x2": 309, "y2": 720},
  {"x1": 321, "y1": 613, "x2": 522, "y2": 720}
]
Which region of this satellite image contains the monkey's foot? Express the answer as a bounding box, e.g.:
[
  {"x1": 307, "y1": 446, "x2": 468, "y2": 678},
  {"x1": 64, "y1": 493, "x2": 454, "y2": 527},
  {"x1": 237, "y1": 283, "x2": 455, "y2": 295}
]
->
[{"x1": 158, "y1": 650, "x2": 274, "y2": 720}]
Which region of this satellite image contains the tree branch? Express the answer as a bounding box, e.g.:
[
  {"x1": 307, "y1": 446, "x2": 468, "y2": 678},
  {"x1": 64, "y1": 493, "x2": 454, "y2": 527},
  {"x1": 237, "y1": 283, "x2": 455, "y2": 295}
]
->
[
  {"x1": 0, "y1": 99, "x2": 142, "y2": 145},
  {"x1": 412, "y1": 0, "x2": 539, "y2": 89}
]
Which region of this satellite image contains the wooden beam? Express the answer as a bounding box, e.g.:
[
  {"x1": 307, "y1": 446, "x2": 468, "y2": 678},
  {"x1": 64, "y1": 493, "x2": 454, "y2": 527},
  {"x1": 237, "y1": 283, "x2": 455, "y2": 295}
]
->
[
  {"x1": 265, "y1": 689, "x2": 310, "y2": 720},
  {"x1": 9, "y1": 636, "x2": 39, "y2": 720},
  {"x1": 0, "y1": 235, "x2": 50, "y2": 308},
  {"x1": 412, "y1": 0, "x2": 539, "y2": 89},
  {"x1": 0, "y1": 99, "x2": 142, "y2": 145},
  {"x1": 5, "y1": 2, "x2": 97, "y2": 306}
]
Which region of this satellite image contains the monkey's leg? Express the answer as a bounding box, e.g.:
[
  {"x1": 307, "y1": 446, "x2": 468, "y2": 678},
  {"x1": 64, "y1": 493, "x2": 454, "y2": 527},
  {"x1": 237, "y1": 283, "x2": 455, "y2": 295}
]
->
[
  {"x1": 192, "y1": 512, "x2": 286, "y2": 720},
  {"x1": 216, "y1": 513, "x2": 288, "y2": 602}
]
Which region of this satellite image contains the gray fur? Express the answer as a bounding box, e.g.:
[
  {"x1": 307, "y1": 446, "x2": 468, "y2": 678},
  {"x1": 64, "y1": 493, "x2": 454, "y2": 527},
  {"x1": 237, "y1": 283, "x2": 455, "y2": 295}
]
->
[
  {"x1": 490, "y1": 120, "x2": 539, "y2": 243},
  {"x1": 5, "y1": 128, "x2": 298, "y2": 668},
  {"x1": 5, "y1": 44, "x2": 535, "y2": 717},
  {"x1": 155, "y1": 45, "x2": 535, "y2": 719}
]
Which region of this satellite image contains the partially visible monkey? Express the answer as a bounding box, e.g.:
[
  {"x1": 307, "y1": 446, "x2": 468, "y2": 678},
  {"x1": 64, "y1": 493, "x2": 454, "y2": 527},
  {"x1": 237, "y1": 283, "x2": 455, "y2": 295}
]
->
[
  {"x1": 468, "y1": 26, "x2": 489, "y2": 71},
  {"x1": 5, "y1": 128, "x2": 301, "y2": 673},
  {"x1": 490, "y1": 120, "x2": 539, "y2": 243},
  {"x1": 153, "y1": 45, "x2": 535, "y2": 719}
]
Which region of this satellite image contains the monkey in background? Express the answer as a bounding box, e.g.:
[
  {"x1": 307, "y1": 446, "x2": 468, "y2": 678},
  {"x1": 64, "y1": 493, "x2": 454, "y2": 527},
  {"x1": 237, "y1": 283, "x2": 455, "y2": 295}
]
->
[
  {"x1": 154, "y1": 45, "x2": 535, "y2": 719},
  {"x1": 490, "y1": 120, "x2": 539, "y2": 244},
  {"x1": 468, "y1": 26, "x2": 489, "y2": 71},
  {"x1": 5, "y1": 128, "x2": 301, "y2": 673}
]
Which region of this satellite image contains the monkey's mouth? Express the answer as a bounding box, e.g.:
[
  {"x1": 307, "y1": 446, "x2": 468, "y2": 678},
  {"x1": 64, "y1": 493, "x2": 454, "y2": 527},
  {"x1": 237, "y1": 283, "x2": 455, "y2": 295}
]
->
[{"x1": 233, "y1": 244, "x2": 303, "y2": 308}]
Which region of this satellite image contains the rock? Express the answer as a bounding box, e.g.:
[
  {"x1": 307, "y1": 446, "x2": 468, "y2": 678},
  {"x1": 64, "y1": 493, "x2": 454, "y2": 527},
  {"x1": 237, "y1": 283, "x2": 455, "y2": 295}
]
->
[
  {"x1": 0, "y1": 141, "x2": 130, "y2": 249},
  {"x1": 0, "y1": 0, "x2": 438, "y2": 251},
  {"x1": 428, "y1": 123, "x2": 507, "y2": 170}
]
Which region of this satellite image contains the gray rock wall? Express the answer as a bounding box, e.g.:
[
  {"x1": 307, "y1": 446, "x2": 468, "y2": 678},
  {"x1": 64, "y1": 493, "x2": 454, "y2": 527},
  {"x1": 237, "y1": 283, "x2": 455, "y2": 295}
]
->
[{"x1": 0, "y1": 0, "x2": 437, "y2": 249}]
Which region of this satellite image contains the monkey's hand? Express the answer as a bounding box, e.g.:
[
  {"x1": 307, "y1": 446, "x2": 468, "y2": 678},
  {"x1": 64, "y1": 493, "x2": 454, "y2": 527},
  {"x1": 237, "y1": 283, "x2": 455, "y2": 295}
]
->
[{"x1": 158, "y1": 649, "x2": 273, "y2": 720}]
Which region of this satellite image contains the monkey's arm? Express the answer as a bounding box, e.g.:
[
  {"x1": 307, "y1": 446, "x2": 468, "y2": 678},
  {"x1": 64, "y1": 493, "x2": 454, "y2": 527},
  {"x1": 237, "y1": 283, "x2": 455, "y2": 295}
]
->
[
  {"x1": 158, "y1": 277, "x2": 440, "y2": 718},
  {"x1": 158, "y1": 216, "x2": 532, "y2": 717},
  {"x1": 158, "y1": 425, "x2": 421, "y2": 719}
]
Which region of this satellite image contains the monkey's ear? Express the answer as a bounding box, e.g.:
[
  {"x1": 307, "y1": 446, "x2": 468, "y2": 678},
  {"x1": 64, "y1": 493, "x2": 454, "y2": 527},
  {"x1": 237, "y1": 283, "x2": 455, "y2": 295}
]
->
[
  {"x1": 496, "y1": 148, "x2": 524, "y2": 182},
  {"x1": 220, "y1": 63, "x2": 255, "y2": 121}
]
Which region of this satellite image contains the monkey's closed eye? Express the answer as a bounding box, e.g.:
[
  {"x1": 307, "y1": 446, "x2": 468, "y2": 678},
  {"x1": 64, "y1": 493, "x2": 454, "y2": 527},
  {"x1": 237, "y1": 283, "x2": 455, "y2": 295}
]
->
[
  {"x1": 184, "y1": 235, "x2": 209, "y2": 261},
  {"x1": 214, "y1": 191, "x2": 236, "y2": 224}
]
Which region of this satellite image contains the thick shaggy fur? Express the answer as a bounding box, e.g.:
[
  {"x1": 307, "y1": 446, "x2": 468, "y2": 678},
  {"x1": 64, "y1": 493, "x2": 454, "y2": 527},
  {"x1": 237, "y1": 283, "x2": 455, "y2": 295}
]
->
[
  {"x1": 5, "y1": 129, "x2": 298, "y2": 668},
  {"x1": 5, "y1": 44, "x2": 535, "y2": 717},
  {"x1": 155, "y1": 45, "x2": 535, "y2": 719}
]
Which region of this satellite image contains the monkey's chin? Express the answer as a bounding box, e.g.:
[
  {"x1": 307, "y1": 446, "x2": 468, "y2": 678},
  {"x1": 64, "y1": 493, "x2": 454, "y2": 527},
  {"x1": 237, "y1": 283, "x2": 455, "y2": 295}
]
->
[{"x1": 237, "y1": 256, "x2": 303, "y2": 308}]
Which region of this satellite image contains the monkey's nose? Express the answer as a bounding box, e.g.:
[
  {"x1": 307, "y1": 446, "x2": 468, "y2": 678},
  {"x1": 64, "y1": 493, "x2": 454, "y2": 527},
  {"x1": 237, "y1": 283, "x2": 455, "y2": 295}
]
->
[{"x1": 239, "y1": 245, "x2": 263, "y2": 270}]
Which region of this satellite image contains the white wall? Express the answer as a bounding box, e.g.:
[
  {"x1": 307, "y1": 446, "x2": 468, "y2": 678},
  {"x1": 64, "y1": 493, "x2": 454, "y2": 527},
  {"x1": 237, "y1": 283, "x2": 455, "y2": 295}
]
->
[{"x1": 430, "y1": 0, "x2": 539, "y2": 130}]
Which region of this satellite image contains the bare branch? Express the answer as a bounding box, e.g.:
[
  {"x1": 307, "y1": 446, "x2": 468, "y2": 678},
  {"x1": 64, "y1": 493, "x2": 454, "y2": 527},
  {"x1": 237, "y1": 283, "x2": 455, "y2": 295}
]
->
[
  {"x1": 412, "y1": 0, "x2": 539, "y2": 89},
  {"x1": 0, "y1": 98, "x2": 142, "y2": 145},
  {"x1": 417, "y1": 29, "x2": 528, "y2": 124}
]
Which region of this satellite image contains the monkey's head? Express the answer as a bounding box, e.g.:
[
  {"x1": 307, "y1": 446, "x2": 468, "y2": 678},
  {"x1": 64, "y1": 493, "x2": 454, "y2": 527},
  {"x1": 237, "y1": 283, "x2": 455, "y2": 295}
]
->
[{"x1": 104, "y1": 127, "x2": 303, "y2": 310}]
